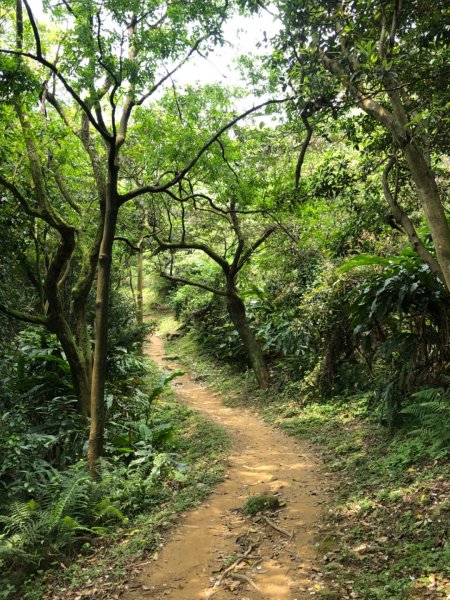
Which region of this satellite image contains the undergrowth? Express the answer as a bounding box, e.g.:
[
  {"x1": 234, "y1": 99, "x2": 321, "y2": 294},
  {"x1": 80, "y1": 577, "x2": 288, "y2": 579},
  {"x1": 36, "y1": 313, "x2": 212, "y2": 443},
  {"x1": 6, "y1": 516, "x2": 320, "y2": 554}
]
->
[
  {"x1": 168, "y1": 330, "x2": 450, "y2": 600},
  {"x1": 1, "y1": 353, "x2": 229, "y2": 600}
]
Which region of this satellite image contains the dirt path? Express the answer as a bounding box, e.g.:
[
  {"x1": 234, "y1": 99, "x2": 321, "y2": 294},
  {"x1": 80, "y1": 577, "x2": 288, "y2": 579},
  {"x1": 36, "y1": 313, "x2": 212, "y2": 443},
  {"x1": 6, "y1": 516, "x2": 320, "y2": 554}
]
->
[{"x1": 122, "y1": 334, "x2": 328, "y2": 600}]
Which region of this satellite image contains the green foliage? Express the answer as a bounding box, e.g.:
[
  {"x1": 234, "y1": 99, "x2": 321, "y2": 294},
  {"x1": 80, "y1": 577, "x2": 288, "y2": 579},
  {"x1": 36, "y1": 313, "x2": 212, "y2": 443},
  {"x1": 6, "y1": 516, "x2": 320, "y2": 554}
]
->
[
  {"x1": 401, "y1": 388, "x2": 450, "y2": 457},
  {"x1": 0, "y1": 329, "x2": 84, "y2": 501},
  {"x1": 0, "y1": 469, "x2": 91, "y2": 575}
]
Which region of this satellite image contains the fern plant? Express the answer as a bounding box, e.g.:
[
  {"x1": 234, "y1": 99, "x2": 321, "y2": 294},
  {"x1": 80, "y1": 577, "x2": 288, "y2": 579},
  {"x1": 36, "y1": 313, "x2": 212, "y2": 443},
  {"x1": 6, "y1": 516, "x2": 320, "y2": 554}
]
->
[
  {"x1": 401, "y1": 387, "x2": 450, "y2": 456},
  {"x1": 0, "y1": 473, "x2": 90, "y2": 572},
  {"x1": 0, "y1": 469, "x2": 128, "y2": 589}
]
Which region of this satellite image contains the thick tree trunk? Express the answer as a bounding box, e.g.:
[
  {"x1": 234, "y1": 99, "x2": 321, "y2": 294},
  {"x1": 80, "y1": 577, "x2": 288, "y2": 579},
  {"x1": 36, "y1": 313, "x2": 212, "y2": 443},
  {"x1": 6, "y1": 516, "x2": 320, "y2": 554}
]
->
[
  {"x1": 402, "y1": 143, "x2": 450, "y2": 292},
  {"x1": 51, "y1": 319, "x2": 91, "y2": 418},
  {"x1": 87, "y1": 183, "x2": 119, "y2": 477},
  {"x1": 226, "y1": 288, "x2": 269, "y2": 389},
  {"x1": 355, "y1": 89, "x2": 450, "y2": 293},
  {"x1": 72, "y1": 309, "x2": 93, "y2": 416}
]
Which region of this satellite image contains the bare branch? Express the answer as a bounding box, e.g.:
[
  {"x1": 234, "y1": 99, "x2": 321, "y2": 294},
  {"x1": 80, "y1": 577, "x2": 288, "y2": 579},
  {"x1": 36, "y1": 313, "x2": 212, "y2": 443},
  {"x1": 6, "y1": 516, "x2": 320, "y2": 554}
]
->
[
  {"x1": 52, "y1": 169, "x2": 82, "y2": 214},
  {"x1": 216, "y1": 138, "x2": 239, "y2": 182},
  {"x1": 237, "y1": 225, "x2": 277, "y2": 271},
  {"x1": 114, "y1": 236, "x2": 140, "y2": 252},
  {"x1": 136, "y1": 38, "x2": 206, "y2": 107},
  {"x1": 154, "y1": 235, "x2": 230, "y2": 272},
  {"x1": 162, "y1": 188, "x2": 229, "y2": 215},
  {"x1": 23, "y1": 0, "x2": 42, "y2": 57}
]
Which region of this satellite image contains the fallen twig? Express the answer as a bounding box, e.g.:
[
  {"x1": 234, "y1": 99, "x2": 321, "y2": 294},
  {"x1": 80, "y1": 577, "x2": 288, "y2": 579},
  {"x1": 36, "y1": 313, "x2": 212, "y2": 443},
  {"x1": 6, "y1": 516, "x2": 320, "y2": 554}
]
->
[
  {"x1": 230, "y1": 572, "x2": 261, "y2": 591},
  {"x1": 261, "y1": 515, "x2": 294, "y2": 539},
  {"x1": 216, "y1": 544, "x2": 255, "y2": 586}
]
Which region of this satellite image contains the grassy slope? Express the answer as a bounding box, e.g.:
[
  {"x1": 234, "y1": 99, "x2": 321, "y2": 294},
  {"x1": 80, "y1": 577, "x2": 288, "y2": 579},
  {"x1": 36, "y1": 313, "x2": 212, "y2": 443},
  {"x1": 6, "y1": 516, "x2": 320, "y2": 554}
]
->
[
  {"x1": 24, "y1": 357, "x2": 229, "y2": 600},
  {"x1": 168, "y1": 330, "x2": 450, "y2": 600}
]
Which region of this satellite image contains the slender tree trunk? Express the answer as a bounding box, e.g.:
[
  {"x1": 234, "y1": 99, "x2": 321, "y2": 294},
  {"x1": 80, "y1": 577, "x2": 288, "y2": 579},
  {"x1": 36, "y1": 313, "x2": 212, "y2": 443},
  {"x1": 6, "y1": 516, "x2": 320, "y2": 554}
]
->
[
  {"x1": 87, "y1": 180, "x2": 119, "y2": 477},
  {"x1": 137, "y1": 247, "x2": 144, "y2": 324},
  {"x1": 226, "y1": 286, "x2": 269, "y2": 389}
]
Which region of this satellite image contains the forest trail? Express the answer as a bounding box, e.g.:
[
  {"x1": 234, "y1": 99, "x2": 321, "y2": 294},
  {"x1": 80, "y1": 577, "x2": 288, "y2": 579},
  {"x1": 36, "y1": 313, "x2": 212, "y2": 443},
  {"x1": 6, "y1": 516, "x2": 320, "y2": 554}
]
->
[{"x1": 123, "y1": 333, "x2": 327, "y2": 600}]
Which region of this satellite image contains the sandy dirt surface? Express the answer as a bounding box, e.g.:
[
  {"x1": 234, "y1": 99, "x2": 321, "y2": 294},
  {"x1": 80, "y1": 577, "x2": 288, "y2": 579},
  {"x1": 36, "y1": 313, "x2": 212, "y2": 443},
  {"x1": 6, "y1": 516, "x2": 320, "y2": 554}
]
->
[{"x1": 121, "y1": 334, "x2": 328, "y2": 600}]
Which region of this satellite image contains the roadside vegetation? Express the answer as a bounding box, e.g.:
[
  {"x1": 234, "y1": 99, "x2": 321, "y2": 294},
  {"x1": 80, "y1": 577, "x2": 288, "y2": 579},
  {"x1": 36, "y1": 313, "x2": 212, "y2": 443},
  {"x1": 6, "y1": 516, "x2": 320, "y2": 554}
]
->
[
  {"x1": 167, "y1": 327, "x2": 450, "y2": 600},
  {"x1": 0, "y1": 312, "x2": 228, "y2": 599}
]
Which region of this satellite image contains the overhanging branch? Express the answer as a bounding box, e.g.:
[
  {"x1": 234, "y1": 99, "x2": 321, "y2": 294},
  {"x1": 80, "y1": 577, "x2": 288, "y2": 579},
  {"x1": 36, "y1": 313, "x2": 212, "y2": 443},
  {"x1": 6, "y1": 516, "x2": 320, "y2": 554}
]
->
[
  {"x1": 159, "y1": 272, "x2": 228, "y2": 297},
  {"x1": 118, "y1": 97, "x2": 292, "y2": 203},
  {"x1": 0, "y1": 303, "x2": 48, "y2": 325},
  {"x1": 154, "y1": 235, "x2": 230, "y2": 272},
  {"x1": 237, "y1": 225, "x2": 277, "y2": 271}
]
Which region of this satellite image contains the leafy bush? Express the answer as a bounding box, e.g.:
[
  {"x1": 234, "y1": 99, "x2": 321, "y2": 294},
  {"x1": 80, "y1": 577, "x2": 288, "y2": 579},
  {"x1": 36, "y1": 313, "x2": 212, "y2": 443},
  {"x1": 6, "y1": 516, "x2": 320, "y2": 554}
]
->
[{"x1": 0, "y1": 330, "x2": 84, "y2": 502}]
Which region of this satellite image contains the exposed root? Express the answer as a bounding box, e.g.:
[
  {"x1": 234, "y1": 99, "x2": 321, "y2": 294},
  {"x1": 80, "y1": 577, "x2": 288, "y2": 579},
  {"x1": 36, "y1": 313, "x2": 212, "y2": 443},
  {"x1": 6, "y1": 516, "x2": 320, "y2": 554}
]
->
[{"x1": 261, "y1": 515, "x2": 294, "y2": 539}]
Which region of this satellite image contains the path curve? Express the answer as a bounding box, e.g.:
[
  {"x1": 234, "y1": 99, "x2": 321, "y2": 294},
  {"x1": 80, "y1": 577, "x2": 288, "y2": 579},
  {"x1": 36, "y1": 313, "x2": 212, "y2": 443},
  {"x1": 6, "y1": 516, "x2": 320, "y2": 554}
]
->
[{"x1": 122, "y1": 334, "x2": 327, "y2": 600}]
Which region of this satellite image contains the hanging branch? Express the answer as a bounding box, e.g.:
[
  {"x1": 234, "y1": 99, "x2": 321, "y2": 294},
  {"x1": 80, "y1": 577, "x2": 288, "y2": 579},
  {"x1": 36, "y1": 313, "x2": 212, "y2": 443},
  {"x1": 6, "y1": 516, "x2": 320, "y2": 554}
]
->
[{"x1": 216, "y1": 138, "x2": 240, "y2": 183}]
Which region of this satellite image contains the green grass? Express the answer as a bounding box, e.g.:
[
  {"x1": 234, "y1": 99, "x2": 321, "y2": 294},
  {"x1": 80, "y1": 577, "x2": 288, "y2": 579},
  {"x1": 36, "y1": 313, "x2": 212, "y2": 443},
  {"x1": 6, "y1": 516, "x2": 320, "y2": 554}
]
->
[
  {"x1": 19, "y1": 359, "x2": 229, "y2": 600},
  {"x1": 168, "y1": 330, "x2": 450, "y2": 600}
]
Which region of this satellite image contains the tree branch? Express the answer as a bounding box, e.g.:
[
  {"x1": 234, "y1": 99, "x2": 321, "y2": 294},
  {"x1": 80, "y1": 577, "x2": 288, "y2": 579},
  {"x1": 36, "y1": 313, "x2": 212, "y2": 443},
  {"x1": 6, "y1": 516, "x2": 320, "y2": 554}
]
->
[
  {"x1": 294, "y1": 115, "x2": 313, "y2": 189},
  {"x1": 237, "y1": 225, "x2": 277, "y2": 271},
  {"x1": 153, "y1": 235, "x2": 230, "y2": 272},
  {"x1": 0, "y1": 303, "x2": 48, "y2": 325},
  {"x1": 23, "y1": 0, "x2": 42, "y2": 57},
  {"x1": 159, "y1": 272, "x2": 228, "y2": 297},
  {"x1": 0, "y1": 49, "x2": 110, "y2": 139},
  {"x1": 135, "y1": 37, "x2": 206, "y2": 107},
  {"x1": 118, "y1": 97, "x2": 292, "y2": 203},
  {"x1": 114, "y1": 236, "x2": 140, "y2": 252},
  {"x1": 0, "y1": 175, "x2": 42, "y2": 219}
]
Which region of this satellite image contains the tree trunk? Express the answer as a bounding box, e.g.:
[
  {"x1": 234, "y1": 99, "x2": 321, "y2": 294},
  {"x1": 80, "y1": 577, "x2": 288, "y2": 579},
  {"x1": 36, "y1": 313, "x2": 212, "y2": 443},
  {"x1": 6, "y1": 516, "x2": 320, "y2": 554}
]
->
[
  {"x1": 402, "y1": 142, "x2": 450, "y2": 292},
  {"x1": 87, "y1": 182, "x2": 119, "y2": 477},
  {"x1": 72, "y1": 308, "x2": 93, "y2": 417},
  {"x1": 226, "y1": 288, "x2": 269, "y2": 389},
  {"x1": 51, "y1": 319, "x2": 91, "y2": 418},
  {"x1": 355, "y1": 89, "x2": 450, "y2": 293},
  {"x1": 137, "y1": 247, "x2": 144, "y2": 324}
]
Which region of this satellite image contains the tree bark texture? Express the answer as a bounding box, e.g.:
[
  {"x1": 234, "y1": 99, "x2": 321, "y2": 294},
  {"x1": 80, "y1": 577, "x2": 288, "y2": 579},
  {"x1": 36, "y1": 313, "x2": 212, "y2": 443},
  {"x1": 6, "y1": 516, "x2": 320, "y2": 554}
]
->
[
  {"x1": 226, "y1": 288, "x2": 269, "y2": 389},
  {"x1": 137, "y1": 247, "x2": 144, "y2": 324},
  {"x1": 87, "y1": 180, "x2": 119, "y2": 477}
]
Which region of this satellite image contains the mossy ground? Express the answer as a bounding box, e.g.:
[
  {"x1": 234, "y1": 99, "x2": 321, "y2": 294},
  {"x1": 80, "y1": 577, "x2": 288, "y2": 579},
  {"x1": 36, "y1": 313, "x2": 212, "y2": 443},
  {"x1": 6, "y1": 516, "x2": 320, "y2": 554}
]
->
[
  {"x1": 242, "y1": 494, "x2": 281, "y2": 515},
  {"x1": 168, "y1": 330, "x2": 450, "y2": 600}
]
